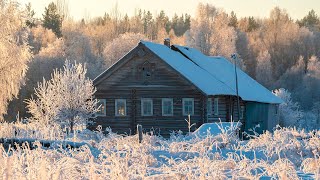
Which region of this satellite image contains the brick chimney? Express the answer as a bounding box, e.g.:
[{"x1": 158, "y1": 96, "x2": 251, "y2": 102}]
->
[{"x1": 164, "y1": 38, "x2": 170, "y2": 47}]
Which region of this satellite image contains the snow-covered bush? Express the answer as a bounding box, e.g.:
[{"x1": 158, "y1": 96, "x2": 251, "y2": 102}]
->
[
  {"x1": 0, "y1": 125, "x2": 319, "y2": 179},
  {"x1": 273, "y1": 88, "x2": 304, "y2": 127},
  {"x1": 26, "y1": 60, "x2": 99, "y2": 131},
  {"x1": 0, "y1": 121, "x2": 64, "y2": 140}
]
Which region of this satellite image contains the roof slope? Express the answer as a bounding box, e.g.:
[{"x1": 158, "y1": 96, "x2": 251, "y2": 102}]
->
[
  {"x1": 172, "y1": 45, "x2": 283, "y2": 104},
  {"x1": 141, "y1": 41, "x2": 235, "y2": 95}
]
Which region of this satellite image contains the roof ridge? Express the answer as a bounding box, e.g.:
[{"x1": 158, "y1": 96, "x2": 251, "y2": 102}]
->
[{"x1": 172, "y1": 45, "x2": 237, "y2": 94}]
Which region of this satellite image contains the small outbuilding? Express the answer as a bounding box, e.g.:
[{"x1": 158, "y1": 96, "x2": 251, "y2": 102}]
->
[{"x1": 92, "y1": 40, "x2": 282, "y2": 136}]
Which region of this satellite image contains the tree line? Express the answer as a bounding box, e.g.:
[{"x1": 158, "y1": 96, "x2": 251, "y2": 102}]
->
[{"x1": 2, "y1": 0, "x2": 320, "y2": 127}]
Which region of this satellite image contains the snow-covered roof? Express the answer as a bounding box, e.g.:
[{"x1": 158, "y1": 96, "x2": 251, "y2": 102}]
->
[
  {"x1": 141, "y1": 41, "x2": 235, "y2": 95},
  {"x1": 141, "y1": 41, "x2": 282, "y2": 104}
]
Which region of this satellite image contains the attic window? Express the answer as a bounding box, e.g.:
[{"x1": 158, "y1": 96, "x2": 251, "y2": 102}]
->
[{"x1": 138, "y1": 61, "x2": 155, "y2": 82}]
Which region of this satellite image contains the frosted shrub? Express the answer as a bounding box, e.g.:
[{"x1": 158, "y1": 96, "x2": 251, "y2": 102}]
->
[
  {"x1": 273, "y1": 88, "x2": 304, "y2": 127},
  {"x1": 265, "y1": 158, "x2": 299, "y2": 179},
  {"x1": 0, "y1": 125, "x2": 319, "y2": 179},
  {"x1": 0, "y1": 121, "x2": 64, "y2": 140},
  {"x1": 301, "y1": 157, "x2": 320, "y2": 178}
]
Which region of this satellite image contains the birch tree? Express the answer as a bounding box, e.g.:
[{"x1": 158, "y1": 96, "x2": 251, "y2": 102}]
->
[{"x1": 0, "y1": 0, "x2": 32, "y2": 120}]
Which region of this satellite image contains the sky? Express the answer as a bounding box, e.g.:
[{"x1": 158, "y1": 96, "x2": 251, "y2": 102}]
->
[{"x1": 18, "y1": 0, "x2": 320, "y2": 21}]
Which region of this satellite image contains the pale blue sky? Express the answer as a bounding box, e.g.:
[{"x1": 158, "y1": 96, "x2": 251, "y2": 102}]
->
[{"x1": 18, "y1": 0, "x2": 320, "y2": 21}]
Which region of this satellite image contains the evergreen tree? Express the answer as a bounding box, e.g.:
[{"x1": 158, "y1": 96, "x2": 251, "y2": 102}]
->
[
  {"x1": 297, "y1": 9, "x2": 320, "y2": 30},
  {"x1": 229, "y1": 11, "x2": 238, "y2": 28},
  {"x1": 42, "y1": 2, "x2": 62, "y2": 38},
  {"x1": 247, "y1": 16, "x2": 259, "y2": 32},
  {"x1": 26, "y1": 3, "x2": 36, "y2": 28}
]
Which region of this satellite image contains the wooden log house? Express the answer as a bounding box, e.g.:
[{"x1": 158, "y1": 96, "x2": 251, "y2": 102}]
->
[{"x1": 92, "y1": 40, "x2": 283, "y2": 136}]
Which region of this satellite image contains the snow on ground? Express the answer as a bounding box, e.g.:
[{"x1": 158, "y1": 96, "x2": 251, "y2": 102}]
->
[{"x1": 0, "y1": 122, "x2": 319, "y2": 179}]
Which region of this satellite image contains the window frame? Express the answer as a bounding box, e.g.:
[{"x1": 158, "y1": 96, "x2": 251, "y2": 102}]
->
[
  {"x1": 115, "y1": 99, "x2": 127, "y2": 116},
  {"x1": 162, "y1": 98, "x2": 173, "y2": 116},
  {"x1": 214, "y1": 97, "x2": 219, "y2": 115},
  {"x1": 96, "y1": 99, "x2": 106, "y2": 116},
  {"x1": 141, "y1": 98, "x2": 153, "y2": 116},
  {"x1": 182, "y1": 98, "x2": 194, "y2": 116}
]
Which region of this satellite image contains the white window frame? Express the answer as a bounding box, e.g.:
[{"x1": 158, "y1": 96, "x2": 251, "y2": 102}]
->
[
  {"x1": 207, "y1": 98, "x2": 212, "y2": 116},
  {"x1": 141, "y1": 98, "x2": 153, "y2": 116},
  {"x1": 214, "y1": 98, "x2": 219, "y2": 115},
  {"x1": 162, "y1": 98, "x2": 173, "y2": 116},
  {"x1": 182, "y1": 98, "x2": 194, "y2": 116},
  {"x1": 115, "y1": 99, "x2": 126, "y2": 116},
  {"x1": 96, "y1": 99, "x2": 106, "y2": 116}
]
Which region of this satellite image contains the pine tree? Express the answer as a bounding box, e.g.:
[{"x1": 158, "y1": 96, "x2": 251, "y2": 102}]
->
[
  {"x1": 25, "y1": 3, "x2": 36, "y2": 28},
  {"x1": 42, "y1": 2, "x2": 62, "y2": 38},
  {"x1": 229, "y1": 11, "x2": 238, "y2": 28},
  {"x1": 297, "y1": 9, "x2": 320, "y2": 30}
]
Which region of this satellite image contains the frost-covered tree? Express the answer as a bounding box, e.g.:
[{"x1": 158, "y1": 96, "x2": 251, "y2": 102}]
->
[
  {"x1": 211, "y1": 12, "x2": 237, "y2": 58},
  {"x1": 302, "y1": 55, "x2": 320, "y2": 107},
  {"x1": 29, "y1": 26, "x2": 58, "y2": 54},
  {"x1": 26, "y1": 60, "x2": 98, "y2": 131},
  {"x1": 273, "y1": 88, "x2": 303, "y2": 127},
  {"x1": 103, "y1": 32, "x2": 147, "y2": 67},
  {"x1": 187, "y1": 3, "x2": 237, "y2": 58},
  {"x1": 186, "y1": 3, "x2": 217, "y2": 55},
  {"x1": 311, "y1": 102, "x2": 320, "y2": 125},
  {"x1": 256, "y1": 50, "x2": 273, "y2": 88},
  {"x1": 0, "y1": 0, "x2": 32, "y2": 120}
]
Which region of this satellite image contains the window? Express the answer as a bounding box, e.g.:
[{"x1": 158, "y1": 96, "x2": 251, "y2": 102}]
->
[
  {"x1": 96, "y1": 99, "x2": 106, "y2": 116},
  {"x1": 115, "y1": 99, "x2": 126, "y2": 116},
  {"x1": 141, "y1": 98, "x2": 153, "y2": 116},
  {"x1": 207, "y1": 98, "x2": 212, "y2": 116},
  {"x1": 162, "y1": 98, "x2": 173, "y2": 116},
  {"x1": 275, "y1": 105, "x2": 279, "y2": 115},
  {"x1": 138, "y1": 61, "x2": 155, "y2": 83},
  {"x1": 240, "y1": 106, "x2": 245, "y2": 119},
  {"x1": 183, "y1": 98, "x2": 194, "y2": 116},
  {"x1": 214, "y1": 98, "x2": 219, "y2": 115}
]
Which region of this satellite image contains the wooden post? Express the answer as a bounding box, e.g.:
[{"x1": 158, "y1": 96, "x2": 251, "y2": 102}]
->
[{"x1": 137, "y1": 124, "x2": 143, "y2": 143}]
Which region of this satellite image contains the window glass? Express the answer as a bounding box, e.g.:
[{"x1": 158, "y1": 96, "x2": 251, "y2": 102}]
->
[
  {"x1": 207, "y1": 98, "x2": 212, "y2": 116},
  {"x1": 141, "y1": 98, "x2": 153, "y2": 116},
  {"x1": 96, "y1": 99, "x2": 106, "y2": 116},
  {"x1": 115, "y1": 99, "x2": 126, "y2": 116},
  {"x1": 214, "y1": 98, "x2": 219, "y2": 115},
  {"x1": 162, "y1": 98, "x2": 173, "y2": 116},
  {"x1": 240, "y1": 105, "x2": 245, "y2": 119},
  {"x1": 183, "y1": 98, "x2": 194, "y2": 115}
]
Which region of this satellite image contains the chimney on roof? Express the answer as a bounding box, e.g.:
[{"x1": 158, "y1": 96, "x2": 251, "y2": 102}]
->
[{"x1": 164, "y1": 38, "x2": 170, "y2": 48}]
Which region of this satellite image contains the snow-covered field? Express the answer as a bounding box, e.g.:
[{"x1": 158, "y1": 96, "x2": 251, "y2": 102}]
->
[{"x1": 0, "y1": 122, "x2": 319, "y2": 179}]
